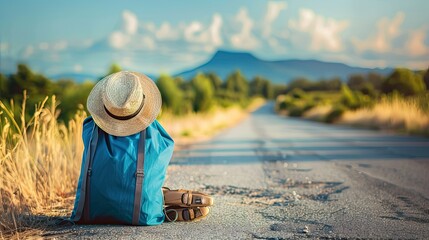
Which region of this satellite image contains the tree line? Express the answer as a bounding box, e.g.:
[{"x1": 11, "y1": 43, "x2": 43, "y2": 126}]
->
[
  {"x1": 0, "y1": 64, "x2": 278, "y2": 122},
  {"x1": 283, "y1": 67, "x2": 429, "y2": 97},
  {"x1": 1, "y1": 63, "x2": 428, "y2": 122}
]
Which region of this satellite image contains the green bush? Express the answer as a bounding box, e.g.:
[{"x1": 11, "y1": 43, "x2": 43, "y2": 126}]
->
[
  {"x1": 59, "y1": 80, "x2": 94, "y2": 121},
  {"x1": 340, "y1": 84, "x2": 357, "y2": 108},
  {"x1": 250, "y1": 76, "x2": 274, "y2": 99},
  {"x1": 225, "y1": 70, "x2": 249, "y2": 99},
  {"x1": 287, "y1": 77, "x2": 341, "y2": 92},
  {"x1": 288, "y1": 108, "x2": 302, "y2": 116},
  {"x1": 360, "y1": 82, "x2": 377, "y2": 97},
  {"x1": 191, "y1": 73, "x2": 214, "y2": 112},
  {"x1": 340, "y1": 84, "x2": 374, "y2": 110},
  {"x1": 303, "y1": 101, "x2": 316, "y2": 111},
  {"x1": 325, "y1": 105, "x2": 347, "y2": 123},
  {"x1": 288, "y1": 101, "x2": 316, "y2": 117},
  {"x1": 0, "y1": 73, "x2": 7, "y2": 94},
  {"x1": 207, "y1": 72, "x2": 222, "y2": 91},
  {"x1": 424, "y1": 67, "x2": 429, "y2": 90},
  {"x1": 289, "y1": 88, "x2": 306, "y2": 99},
  {"x1": 277, "y1": 95, "x2": 296, "y2": 110},
  {"x1": 156, "y1": 74, "x2": 184, "y2": 114},
  {"x1": 288, "y1": 106, "x2": 305, "y2": 117},
  {"x1": 382, "y1": 68, "x2": 426, "y2": 96}
]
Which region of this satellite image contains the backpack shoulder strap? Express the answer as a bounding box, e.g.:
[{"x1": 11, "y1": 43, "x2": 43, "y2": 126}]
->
[
  {"x1": 72, "y1": 124, "x2": 100, "y2": 222},
  {"x1": 132, "y1": 129, "x2": 146, "y2": 225}
]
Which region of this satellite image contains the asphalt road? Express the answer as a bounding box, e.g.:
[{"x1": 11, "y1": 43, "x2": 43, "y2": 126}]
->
[{"x1": 49, "y1": 102, "x2": 429, "y2": 239}]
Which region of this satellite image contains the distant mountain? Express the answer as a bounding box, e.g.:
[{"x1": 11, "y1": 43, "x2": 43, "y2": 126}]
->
[
  {"x1": 50, "y1": 73, "x2": 98, "y2": 83},
  {"x1": 176, "y1": 50, "x2": 393, "y2": 83}
]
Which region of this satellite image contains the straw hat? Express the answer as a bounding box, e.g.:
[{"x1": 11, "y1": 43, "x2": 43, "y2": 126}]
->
[{"x1": 87, "y1": 71, "x2": 161, "y2": 136}]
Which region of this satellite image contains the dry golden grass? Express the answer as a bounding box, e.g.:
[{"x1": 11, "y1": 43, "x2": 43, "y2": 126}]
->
[
  {"x1": 339, "y1": 96, "x2": 429, "y2": 134},
  {"x1": 303, "y1": 105, "x2": 332, "y2": 121},
  {"x1": 0, "y1": 93, "x2": 86, "y2": 239},
  {"x1": 0, "y1": 94, "x2": 264, "y2": 238}
]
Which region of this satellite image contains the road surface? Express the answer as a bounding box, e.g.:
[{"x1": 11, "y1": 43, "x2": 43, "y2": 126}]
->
[{"x1": 49, "y1": 102, "x2": 429, "y2": 239}]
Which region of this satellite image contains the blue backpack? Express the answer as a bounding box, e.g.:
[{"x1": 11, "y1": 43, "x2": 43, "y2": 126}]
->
[{"x1": 70, "y1": 116, "x2": 174, "y2": 225}]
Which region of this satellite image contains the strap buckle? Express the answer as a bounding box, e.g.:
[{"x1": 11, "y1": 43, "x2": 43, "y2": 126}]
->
[
  {"x1": 164, "y1": 208, "x2": 178, "y2": 222},
  {"x1": 135, "y1": 169, "x2": 144, "y2": 177}
]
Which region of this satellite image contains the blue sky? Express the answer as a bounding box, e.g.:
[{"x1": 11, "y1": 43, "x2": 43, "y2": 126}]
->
[{"x1": 0, "y1": 0, "x2": 428, "y2": 76}]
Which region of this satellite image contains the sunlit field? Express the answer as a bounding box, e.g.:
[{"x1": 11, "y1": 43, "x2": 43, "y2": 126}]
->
[
  {"x1": 0, "y1": 94, "x2": 263, "y2": 238},
  {"x1": 277, "y1": 91, "x2": 429, "y2": 136},
  {"x1": 339, "y1": 95, "x2": 429, "y2": 135}
]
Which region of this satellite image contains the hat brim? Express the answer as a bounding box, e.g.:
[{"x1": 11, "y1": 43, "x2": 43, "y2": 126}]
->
[{"x1": 87, "y1": 72, "x2": 162, "y2": 137}]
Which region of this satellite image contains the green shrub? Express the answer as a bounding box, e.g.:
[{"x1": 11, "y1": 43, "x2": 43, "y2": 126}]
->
[
  {"x1": 156, "y1": 74, "x2": 184, "y2": 114},
  {"x1": 340, "y1": 84, "x2": 357, "y2": 108},
  {"x1": 191, "y1": 73, "x2": 214, "y2": 112},
  {"x1": 288, "y1": 106, "x2": 305, "y2": 117},
  {"x1": 340, "y1": 84, "x2": 374, "y2": 110},
  {"x1": 289, "y1": 88, "x2": 306, "y2": 99},
  {"x1": 225, "y1": 70, "x2": 249, "y2": 99},
  {"x1": 424, "y1": 67, "x2": 429, "y2": 90},
  {"x1": 382, "y1": 68, "x2": 426, "y2": 96},
  {"x1": 325, "y1": 104, "x2": 347, "y2": 123},
  {"x1": 353, "y1": 91, "x2": 374, "y2": 109},
  {"x1": 250, "y1": 76, "x2": 274, "y2": 99},
  {"x1": 303, "y1": 101, "x2": 316, "y2": 111},
  {"x1": 277, "y1": 95, "x2": 296, "y2": 110},
  {"x1": 360, "y1": 82, "x2": 377, "y2": 97}
]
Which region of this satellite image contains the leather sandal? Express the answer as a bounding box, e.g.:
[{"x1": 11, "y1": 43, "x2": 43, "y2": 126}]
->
[
  {"x1": 164, "y1": 206, "x2": 210, "y2": 222},
  {"x1": 163, "y1": 187, "x2": 214, "y2": 207}
]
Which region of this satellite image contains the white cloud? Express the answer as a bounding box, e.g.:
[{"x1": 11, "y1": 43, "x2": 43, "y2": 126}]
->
[
  {"x1": 52, "y1": 40, "x2": 68, "y2": 51},
  {"x1": 9, "y1": 5, "x2": 429, "y2": 76},
  {"x1": 184, "y1": 14, "x2": 223, "y2": 51},
  {"x1": 230, "y1": 8, "x2": 259, "y2": 49},
  {"x1": 23, "y1": 45, "x2": 34, "y2": 58},
  {"x1": 139, "y1": 36, "x2": 156, "y2": 50},
  {"x1": 143, "y1": 22, "x2": 156, "y2": 33},
  {"x1": 263, "y1": 1, "x2": 287, "y2": 38},
  {"x1": 352, "y1": 12, "x2": 405, "y2": 53},
  {"x1": 289, "y1": 9, "x2": 348, "y2": 52},
  {"x1": 0, "y1": 42, "x2": 8, "y2": 50},
  {"x1": 210, "y1": 14, "x2": 223, "y2": 46},
  {"x1": 77, "y1": 39, "x2": 94, "y2": 48},
  {"x1": 122, "y1": 10, "x2": 138, "y2": 35},
  {"x1": 35, "y1": 40, "x2": 68, "y2": 51},
  {"x1": 107, "y1": 10, "x2": 139, "y2": 49},
  {"x1": 405, "y1": 27, "x2": 428, "y2": 56},
  {"x1": 156, "y1": 22, "x2": 180, "y2": 40},
  {"x1": 267, "y1": 38, "x2": 287, "y2": 53},
  {"x1": 107, "y1": 10, "x2": 157, "y2": 50},
  {"x1": 184, "y1": 22, "x2": 202, "y2": 41},
  {"x1": 74, "y1": 64, "x2": 83, "y2": 73},
  {"x1": 109, "y1": 31, "x2": 130, "y2": 49},
  {"x1": 39, "y1": 42, "x2": 49, "y2": 50}
]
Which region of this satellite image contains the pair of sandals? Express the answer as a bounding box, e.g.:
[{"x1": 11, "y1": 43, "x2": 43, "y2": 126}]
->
[{"x1": 163, "y1": 187, "x2": 214, "y2": 222}]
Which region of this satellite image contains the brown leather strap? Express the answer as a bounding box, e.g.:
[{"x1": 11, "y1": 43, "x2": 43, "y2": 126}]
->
[
  {"x1": 132, "y1": 129, "x2": 146, "y2": 225},
  {"x1": 187, "y1": 191, "x2": 192, "y2": 206},
  {"x1": 164, "y1": 189, "x2": 214, "y2": 207},
  {"x1": 189, "y1": 208, "x2": 195, "y2": 220},
  {"x1": 194, "y1": 208, "x2": 202, "y2": 218}
]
